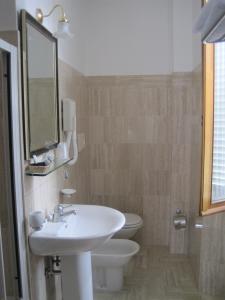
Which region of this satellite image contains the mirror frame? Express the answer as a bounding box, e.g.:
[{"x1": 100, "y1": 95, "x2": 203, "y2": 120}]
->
[{"x1": 20, "y1": 10, "x2": 60, "y2": 160}]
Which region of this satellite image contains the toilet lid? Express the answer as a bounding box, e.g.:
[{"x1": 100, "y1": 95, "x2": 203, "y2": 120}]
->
[{"x1": 123, "y1": 213, "x2": 143, "y2": 228}]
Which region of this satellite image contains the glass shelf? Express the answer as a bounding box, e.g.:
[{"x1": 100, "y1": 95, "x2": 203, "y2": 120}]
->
[{"x1": 25, "y1": 158, "x2": 71, "y2": 176}]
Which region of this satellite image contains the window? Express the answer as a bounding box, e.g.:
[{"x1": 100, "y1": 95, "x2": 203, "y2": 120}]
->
[
  {"x1": 201, "y1": 42, "x2": 225, "y2": 215},
  {"x1": 212, "y1": 43, "x2": 225, "y2": 202}
]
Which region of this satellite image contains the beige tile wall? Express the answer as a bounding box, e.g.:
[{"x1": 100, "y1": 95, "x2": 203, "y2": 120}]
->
[
  {"x1": 170, "y1": 73, "x2": 202, "y2": 254},
  {"x1": 29, "y1": 78, "x2": 56, "y2": 151},
  {"x1": 188, "y1": 66, "x2": 225, "y2": 297},
  {"x1": 199, "y1": 213, "x2": 225, "y2": 296},
  {"x1": 188, "y1": 66, "x2": 202, "y2": 284},
  {"x1": 23, "y1": 60, "x2": 89, "y2": 300},
  {"x1": 87, "y1": 74, "x2": 200, "y2": 250},
  {"x1": 87, "y1": 75, "x2": 170, "y2": 247},
  {"x1": 58, "y1": 61, "x2": 89, "y2": 203}
]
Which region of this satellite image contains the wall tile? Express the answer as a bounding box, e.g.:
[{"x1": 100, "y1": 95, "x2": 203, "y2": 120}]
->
[
  {"x1": 24, "y1": 60, "x2": 89, "y2": 300},
  {"x1": 188, "y1": 66, "x2": 225, "y2": 297},
  {"x1": 104, "y1": 170, "x2": 130, "y2": 196},
  {"x1": 127, "y1": 117, "x2": 146, "y2": 143},
  {"x1": 143, "y1": 170, "x2": 171, "y2": 196},
  {"x1": 142, "y1": 196, "x2": 170, "y2": 246},
  {"x1": 145, "y1": 116, "x2": 172, "y2": 144},
  {"x1": 89, "y1": 116, "x2": 104, "y2": 144},
  {"x1": 142, "y1": 144, "x2": 171, "y2": 171},
  {"x1": 87, "y1": 74, "x2": 189, "y2": 252},
  {"x1": 90, "y1": 169, "x2": 105, "y2": 195},
  {"x1": 104, "y1": 117, "x2": 128, "y2": 143}
]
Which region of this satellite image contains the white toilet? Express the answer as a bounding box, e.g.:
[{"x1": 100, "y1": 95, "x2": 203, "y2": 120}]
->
[
  {"x1": 92, "y1": 213, "x2": 143, "y2": 292},
  {"x1": 113, "y1": 213, "x2": 143, "y2": 239}
]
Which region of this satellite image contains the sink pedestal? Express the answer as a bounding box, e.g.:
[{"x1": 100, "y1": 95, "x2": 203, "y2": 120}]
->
[
  {"x1": 61, "y1": 252, "x2": 93, "y2": 300},
  {"x1": 29, "y1": 205, "x2": 125, "y2": 299}
]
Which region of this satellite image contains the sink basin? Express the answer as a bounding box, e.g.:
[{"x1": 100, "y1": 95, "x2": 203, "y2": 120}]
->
[
  {"x1": 29, "y1": 204, "x2": 125, "y2": 300},
  {"x1": 29, "y1": 204, "x2": 125, "y2": 256}
]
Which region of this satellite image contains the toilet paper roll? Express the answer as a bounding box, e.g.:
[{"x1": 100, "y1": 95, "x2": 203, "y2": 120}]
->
[{"x1": 173, "y1": 212, "x2": 187, "y2": 230}]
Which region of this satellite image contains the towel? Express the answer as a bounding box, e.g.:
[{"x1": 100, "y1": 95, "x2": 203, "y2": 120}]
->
[{"x1": 194, "y1": 0, "x2": 225, "y2": 42}]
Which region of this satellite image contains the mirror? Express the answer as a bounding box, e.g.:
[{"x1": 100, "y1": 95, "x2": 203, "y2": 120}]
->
[{"x1": 21, "y1": 10, "x2": 60, "y2": 160}]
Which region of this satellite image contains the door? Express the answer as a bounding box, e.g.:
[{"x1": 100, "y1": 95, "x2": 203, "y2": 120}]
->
[{"x1": 0, "y1": 49, "x2": 21, "y2": 299}]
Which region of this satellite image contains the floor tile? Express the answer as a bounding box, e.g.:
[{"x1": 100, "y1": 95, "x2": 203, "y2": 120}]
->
[{"x1": 94, "y1": 246, "x2": 222, "y2": 300}]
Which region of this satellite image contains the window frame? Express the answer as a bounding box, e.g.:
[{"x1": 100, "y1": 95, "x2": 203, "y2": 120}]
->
[{"x1": 201, "y1": 42, "x2": 225, "y2": 215}]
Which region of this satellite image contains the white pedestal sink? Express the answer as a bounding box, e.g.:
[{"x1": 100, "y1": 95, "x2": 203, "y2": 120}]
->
[{"x1": 29, "y1": 205, "x2": 125, "y2": 300}]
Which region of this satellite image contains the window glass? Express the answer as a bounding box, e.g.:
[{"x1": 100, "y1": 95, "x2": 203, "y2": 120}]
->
[{"x1": 212, "y1": 42, "x2": 225, "y2": 203}]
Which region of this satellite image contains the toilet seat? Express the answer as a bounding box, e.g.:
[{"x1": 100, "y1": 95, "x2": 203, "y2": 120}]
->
[{"x1": 123, "y1": 213, "x2": 143, "y2": 228}]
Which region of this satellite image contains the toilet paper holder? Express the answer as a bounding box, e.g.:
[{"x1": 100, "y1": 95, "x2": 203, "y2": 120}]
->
[{"x1": 173, "y1": 208, "x2": 187, "y2": 230}]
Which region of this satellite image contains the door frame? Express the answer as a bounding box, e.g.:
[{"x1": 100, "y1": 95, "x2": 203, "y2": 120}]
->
[{"x1": 0, "y1": 38, "x2": 29, "y2": 300}]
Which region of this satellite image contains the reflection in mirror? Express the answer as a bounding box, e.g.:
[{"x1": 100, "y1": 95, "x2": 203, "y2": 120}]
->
[
  {"x1": 21, "y1": 10, "x2": 60, "y2": 160},
  {"x1": 212, "y1": 42, "x2": 225, "y2": 203},
  {"x1": 27, "y1": 24, "x2": 58, "y2": 153}
]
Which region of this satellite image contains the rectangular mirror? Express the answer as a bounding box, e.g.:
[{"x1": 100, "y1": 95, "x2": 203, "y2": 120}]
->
[{"x1": 21, "y1": 10, "x2": 60, "y2": 160}]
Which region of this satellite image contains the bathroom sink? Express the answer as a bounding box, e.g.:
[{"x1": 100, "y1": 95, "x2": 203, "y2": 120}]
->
[{"x1": 29, "y1": 204, "x2": 125, "y2": 256}]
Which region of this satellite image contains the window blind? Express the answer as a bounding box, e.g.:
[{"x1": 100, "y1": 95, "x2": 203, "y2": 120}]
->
[{"x1": 212, "y1": 42, "x2": 225, "y2": 202}]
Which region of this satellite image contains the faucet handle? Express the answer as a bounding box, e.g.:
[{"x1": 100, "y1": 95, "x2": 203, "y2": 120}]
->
[
  {"x1": 62, "y1": 204, "x2": 73, "y2": 210},
  {"x1": 46, "y1": 213, "x2": 54, "y2": 222},
  {"x1": 54, "y1": 204, "x2": 64, "y2": 216}
]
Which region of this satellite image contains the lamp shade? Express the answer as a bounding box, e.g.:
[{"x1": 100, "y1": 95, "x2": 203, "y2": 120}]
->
[{"x1": 54, "y1": 21, "x2": 74, "y2": 39}]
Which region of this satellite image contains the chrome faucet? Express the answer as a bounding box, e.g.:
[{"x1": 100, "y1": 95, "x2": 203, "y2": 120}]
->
[{"x1": 53, "y1": 204, "x2": 76, "y2": 222}]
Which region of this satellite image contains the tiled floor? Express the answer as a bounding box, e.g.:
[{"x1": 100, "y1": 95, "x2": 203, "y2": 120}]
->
[{"x1": 94, "y1": 246, "x2": 224, "y2": 300}]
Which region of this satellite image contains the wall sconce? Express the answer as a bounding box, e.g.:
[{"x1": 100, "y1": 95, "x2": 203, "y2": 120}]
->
[{"x1": 36, "y1": 5, "x2": 74, "y2": 39}]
